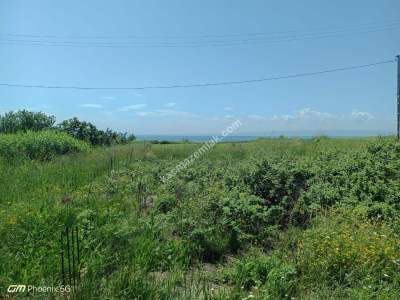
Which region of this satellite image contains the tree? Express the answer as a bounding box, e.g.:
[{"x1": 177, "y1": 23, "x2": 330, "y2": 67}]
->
[
  {"x1": 0, "y1": 110, "x2": 136, "y2": 146},
  {"x1": 57, "y1": 117, "x2": 135, "y2": 146},
  {"x1": 0, "y1": 110, "x2": 56, "y2": 133}
]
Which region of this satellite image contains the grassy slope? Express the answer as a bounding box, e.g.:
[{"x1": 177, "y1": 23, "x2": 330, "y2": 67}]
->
[{"x1": 1, "y1": 137, "x2": 399, "y2": 299}]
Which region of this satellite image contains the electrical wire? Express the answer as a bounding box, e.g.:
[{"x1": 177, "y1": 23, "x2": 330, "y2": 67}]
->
[
  {"x1": 0, "y1": 59, "x2": 395, "y2": 91},
  {"x1": 2, "y1": 19, "x2": 400, "y2": 40},
  {"x1": 0, "y1": 21, "x2": 399, "y2": 48}
]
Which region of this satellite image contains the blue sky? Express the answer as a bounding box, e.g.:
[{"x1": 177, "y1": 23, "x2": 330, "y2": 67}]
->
[{"x1": 0, "y1": 0, "x2": 399, "y2": 135}]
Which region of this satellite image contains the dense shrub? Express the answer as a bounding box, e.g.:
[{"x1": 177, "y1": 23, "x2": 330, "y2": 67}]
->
[
  {"x1": 219, "y1": 192, "x2": 281, "y2": 248},
  {"x1": 0, "y1": 130, "x2": 90, "y2": 160},
  {"x1": 0, "y1": 110, "x2": 136, "y2": 148},
  {"x1": 239, "y1": 140, "x2": 400, "y2": 228},
  {"x1": 57, "y1": 117, "x2": 135, "y2": 146},
  {"x1": 244, "y1": 159, "x2": 312, "y2": 227},
  {"x1": 0, "y1": 110, "x2": 55, "y2": 133}
]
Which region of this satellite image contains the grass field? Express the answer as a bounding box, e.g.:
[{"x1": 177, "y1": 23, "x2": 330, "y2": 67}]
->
[{"x1": 1, "y1": 137, "x2": 400, "y2": 299}]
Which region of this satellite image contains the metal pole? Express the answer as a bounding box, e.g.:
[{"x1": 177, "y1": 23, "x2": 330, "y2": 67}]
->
[
  {"x1": 61, "y1": 231, "x2": 65, "y2": 286},
  {"x1": 71, "y1": 228, "x2": 76, "y2": 287},
  {"x1": 397, "y1": 55, "x2": 400, "y2": 140},
  {"x1": 76, "y1": 227, "x2": 80, "y2": 285},
  {"x1": 66, "y1": 227, "x2": 72, "y2": 286}
]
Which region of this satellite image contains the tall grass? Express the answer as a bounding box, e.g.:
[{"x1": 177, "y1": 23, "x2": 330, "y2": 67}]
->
[{"x1": 0, "y1": 136, "x2": 399, "y2": 299}]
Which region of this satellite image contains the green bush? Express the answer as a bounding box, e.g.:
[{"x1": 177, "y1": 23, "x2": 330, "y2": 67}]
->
[
  {"x1": 0, "y1": 110, "x2": 55, "y2": 133},
  {"x1": 239, "y1": 139, "x2": 400, "y2": 229},
  {"x1": 0, "y1": 130, "x2": 90, "y2": 160},
  {"x1": 219, "y1": 192, "x2": 281, "y2": 248},
  {"x1": 243, "y1": 158, "x2": 315, "y2": 228},
  {"x1": 0, "y1": 110, "x2": 136, "y2": 147},
  {"x1": 57, "y1": 117, "x2": 135, "y2": 146}
]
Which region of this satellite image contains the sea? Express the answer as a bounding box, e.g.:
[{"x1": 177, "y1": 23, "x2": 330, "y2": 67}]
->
[
  {"x1": 136, "y1": 135, "x2": 260, "y2": 142},
  {"x1": 136, "y1": 131, "x2": 393, "y2": 142}
]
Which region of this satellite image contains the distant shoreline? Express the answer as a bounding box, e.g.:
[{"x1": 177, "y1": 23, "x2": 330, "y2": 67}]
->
[{"x1": 136, "y1": 133, "x2": 394, "y2": 143}]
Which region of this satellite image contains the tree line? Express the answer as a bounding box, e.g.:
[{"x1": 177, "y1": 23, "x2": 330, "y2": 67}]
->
[{"x1": 0, "y1": 110, "x2": 135, "y2": 146}]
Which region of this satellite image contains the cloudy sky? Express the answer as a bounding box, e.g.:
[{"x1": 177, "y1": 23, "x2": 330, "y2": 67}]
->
[{"x1": 0, "y1": 0, "x2": 399, "y2": 135}]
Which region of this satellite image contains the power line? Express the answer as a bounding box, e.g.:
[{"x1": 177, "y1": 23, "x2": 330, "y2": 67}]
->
[
  {"x1": 2, "y1": 26, "x2": 399, "y2": 48},
  {"x1": 0, "y1": 59, "x2": 395, "y2": 91},
  {"x1": 2, "y1": 19, "x2": 400, "y2": 40},
  {"x1": 1, "y1": 22, "x2": 399, "y2": 48}
]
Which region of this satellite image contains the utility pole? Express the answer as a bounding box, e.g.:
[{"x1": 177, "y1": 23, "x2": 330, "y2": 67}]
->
[{"x1": 397, "y1": 54, "x2": 400, "y2": 140}]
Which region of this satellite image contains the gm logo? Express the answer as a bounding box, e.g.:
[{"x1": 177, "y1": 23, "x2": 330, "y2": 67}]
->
[{"x1": 7, "y1": 285, "x2": 26, "y2": 293}]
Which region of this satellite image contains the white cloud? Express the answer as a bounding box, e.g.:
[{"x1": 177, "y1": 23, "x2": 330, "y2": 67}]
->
[
  {"x1": 80, "y1": 104, "x2": 103, "y2": 108},
  {"x1": 271, "y1": 108, "x2": 333, "y2": 122},
  {"x1": 118, "y1": 104, "x2": 147, "y2": 111},
  {"x1": 224, "y1": 115, "x2": 234, "y2": 119},
  {"x1": 101, "y1": 96, "x2": 115, "y2": 101},
  {"x1": 136, "y1": 111, "x2": 151, "y2": 116},
  {"x1": 295, "y1": 108, "x2": 333, "y2": 120},
  {"x1": 247, "y1": 114, "x2": 264, "y2": 120},
  {"x1": 136, "y1": 109, "x2": 196, "y2": 118},
  {"x1": 165, "y1": 102, "x2": 176, "y2": 108},
  {"x1": 224, "y1": 106, "x2": 233, "y2": 111},
  {"x1": 351, "y1": 110, "x2": 374, "y2": 120},
  {"x1": 271, "y1": 114, "x2": 293, "y2": 121}
]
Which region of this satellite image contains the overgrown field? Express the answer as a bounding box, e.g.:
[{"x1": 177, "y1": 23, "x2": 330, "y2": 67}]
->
[{"x1": 1, "y1": 137, "x2": 400, "y2": 299}]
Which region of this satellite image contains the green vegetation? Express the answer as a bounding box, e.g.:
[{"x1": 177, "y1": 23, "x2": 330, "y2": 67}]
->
[
  {"x1": 0, "y1": 110, "x2": 55, "y2": 133},
  {"x1": 57, "y1": 117, "x2": 136, "y2": 146},
  {"x1": 1, "y1": 136, "x2": 400, "y2": 299},
  {"x1": 0, "y1": 110, "x2": 135, "y2": 147},
  {"x1": 0, "y1": 130, "x2": 90, "y2": 160}
]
